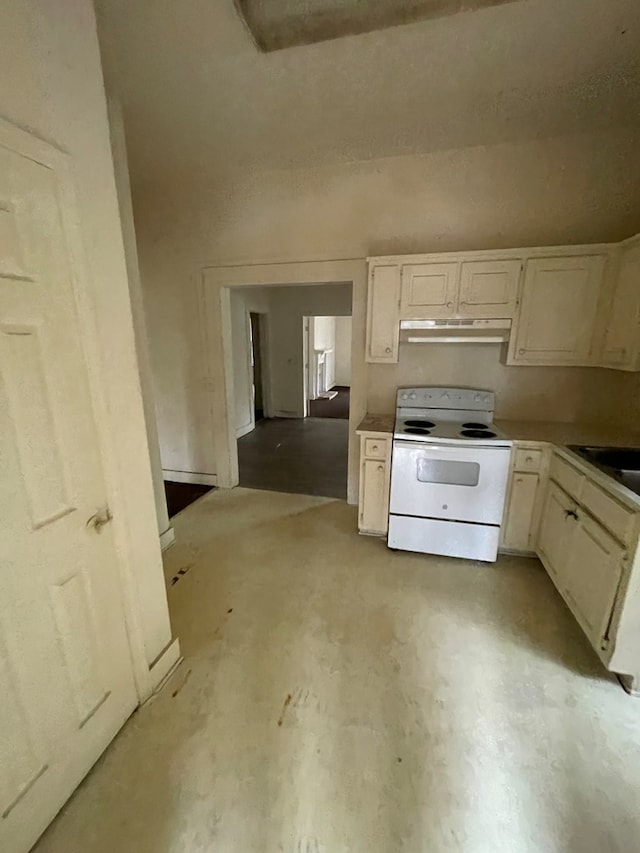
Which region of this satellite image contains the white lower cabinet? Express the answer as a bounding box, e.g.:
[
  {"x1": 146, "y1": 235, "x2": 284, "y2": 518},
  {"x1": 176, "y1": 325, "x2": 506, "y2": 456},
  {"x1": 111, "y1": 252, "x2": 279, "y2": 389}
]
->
[
  {"x1": 502, "y1": 472, "x2": 540, "y2": 552},
  {"x1": 538, "y1": 479, "x2": 625, "y2": 650},
  {"x1": 358, "y1": 434, "x2": 392, "y2": 535},
  {"x1": 501, "y1": 443, "x2": 548, "y2": 553},
  {"x1": 537, "y1": 481, "x2": 577, "y2": 587},
  {"x1": 536, "y1": 450, "x2": 640, "y2": 679},
  {"x1": 564, "y1": 512, "x2": 624, "y2": 648}
]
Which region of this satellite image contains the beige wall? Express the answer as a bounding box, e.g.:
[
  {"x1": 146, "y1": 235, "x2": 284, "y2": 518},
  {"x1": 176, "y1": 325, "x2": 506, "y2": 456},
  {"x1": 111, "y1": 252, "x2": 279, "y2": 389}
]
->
[
  {"x1": 368, "y1": 344, "x2": 629, "y2": 422},
  {"x1": 2, "y1": 0, "x2": 172, "y2": 678},
  {"x1": 134, "y1": 126, "x2": 640, "y2": 475}
]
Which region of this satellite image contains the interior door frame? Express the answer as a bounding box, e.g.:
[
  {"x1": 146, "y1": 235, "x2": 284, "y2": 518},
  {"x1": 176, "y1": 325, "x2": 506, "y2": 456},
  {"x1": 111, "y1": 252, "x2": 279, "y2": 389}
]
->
[
  {"x1": 0, "y1": 118, "x2": 178, "y2": 705},
  {"x1": 200, "y1": 260, "x2": 367, "y2": 505},
  {"x1": 302, "y1": 317, "x2": 309, "y2": 418}
]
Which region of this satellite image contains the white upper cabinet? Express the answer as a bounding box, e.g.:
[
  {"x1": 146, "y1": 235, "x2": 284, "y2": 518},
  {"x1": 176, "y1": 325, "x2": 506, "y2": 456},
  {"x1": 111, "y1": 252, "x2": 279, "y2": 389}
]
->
[
  {"x1": 367, "y1": 240, "x2": 637, "y2": 368},
  {"x1": 400, "y1": 258, "x2": 521, "y2": 320},
  {"x1": 458, "y1": 259, "x2": 521, "y2": 318},
  {"x1": 400, "y1": 262, "x2": 458, "y2": 318},
  {"x1": 509, "y1": 255, "x2": 607, "y2": 365},
  {"x1": 599, "y1": 240, "x2": 640, "y2": 371},
  {"x1": 366, "y1": 263, "x2": 401, "y2": 363}
]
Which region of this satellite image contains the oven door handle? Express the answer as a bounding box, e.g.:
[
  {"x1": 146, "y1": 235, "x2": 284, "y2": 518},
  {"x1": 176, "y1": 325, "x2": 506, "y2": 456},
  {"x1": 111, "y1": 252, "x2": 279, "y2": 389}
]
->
[
  {"x1": 393, "y1": 440, "x2": 466, "y2": 454},
  {"x1": 394, "y1": 440, "x2": 449, "y2": 452}
]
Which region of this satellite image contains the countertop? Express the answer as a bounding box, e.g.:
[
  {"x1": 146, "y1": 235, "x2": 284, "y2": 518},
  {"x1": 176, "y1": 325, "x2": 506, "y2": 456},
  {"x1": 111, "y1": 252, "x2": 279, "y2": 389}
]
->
[
  {"x1": 495, "y1": 420, "x2": 640, "y2": 448},
  {"x1": 356, "y1": 414, "x2": 395, "y2": 435}
]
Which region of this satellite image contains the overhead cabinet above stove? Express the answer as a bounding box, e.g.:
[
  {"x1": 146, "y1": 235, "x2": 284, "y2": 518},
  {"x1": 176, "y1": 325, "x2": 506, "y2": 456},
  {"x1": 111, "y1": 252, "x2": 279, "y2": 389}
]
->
[
  {"x1": 401, "y1": 258, "x2": 521, "y2": 320},
  {"x1": 366, "y1": 233, "x2": 640, "y2": 370}
]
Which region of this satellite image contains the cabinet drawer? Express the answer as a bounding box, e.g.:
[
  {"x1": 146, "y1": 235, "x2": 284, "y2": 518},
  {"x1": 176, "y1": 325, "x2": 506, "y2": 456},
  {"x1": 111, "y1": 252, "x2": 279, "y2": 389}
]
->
[
  {"x1": 550, "y1": 454, "x2": 584, "y2": 500},
  {"x1": 363, "y1": 437, "x2": 388, "y2": 460},
  {"x1": 581, "y1": 480, "x2": 635, "y2": 545},
  {"x1": 514, "y1": 447, "x2": 543, "y2": 473}
]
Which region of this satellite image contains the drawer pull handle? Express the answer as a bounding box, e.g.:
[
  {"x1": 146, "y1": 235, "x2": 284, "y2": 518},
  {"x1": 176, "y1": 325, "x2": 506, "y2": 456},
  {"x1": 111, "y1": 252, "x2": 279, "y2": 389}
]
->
[{"x1": 565, "y1": 509, "x2": 578, "y2": 520}]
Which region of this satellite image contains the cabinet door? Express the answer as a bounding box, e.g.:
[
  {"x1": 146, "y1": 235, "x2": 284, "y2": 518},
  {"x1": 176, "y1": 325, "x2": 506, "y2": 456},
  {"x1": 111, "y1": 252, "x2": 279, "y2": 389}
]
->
[
  {"x1": 511, "y1": 255, "x2": 606, "y2": 365},
  {"x1": 359, "y1": 459, "x2": 389, "y2": 534},
  {"x1": 458, "y1": 259, "x2": 521, "y2": 318},
  {"x1": 366, "y1": 264, "x2": 401, "y2": 362},
  {"x1": 502, "y1": 472, "x2": 539, "y2": 551},
  {"x1": 600, "y1": 246, "x2": 640, "y2": 369},
  {"x1": 400, "y1": 262, "x2": 458, "y2": 319},
  {"x1": 564, "y1": 513, "x2": 624, "y2": 647},
  {"x1": 538, "y1": 482, "x2": 576, "y2": 588}
]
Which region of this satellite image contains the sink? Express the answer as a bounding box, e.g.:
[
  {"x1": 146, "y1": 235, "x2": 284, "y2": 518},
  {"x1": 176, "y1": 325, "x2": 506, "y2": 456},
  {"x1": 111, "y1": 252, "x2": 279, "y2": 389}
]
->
[
  {"x1": 575, "y1": 447, "x2": 640, "y2": 472},
  {"x1": 568, "y1": 445, "x2": 640, "y2": 497}
]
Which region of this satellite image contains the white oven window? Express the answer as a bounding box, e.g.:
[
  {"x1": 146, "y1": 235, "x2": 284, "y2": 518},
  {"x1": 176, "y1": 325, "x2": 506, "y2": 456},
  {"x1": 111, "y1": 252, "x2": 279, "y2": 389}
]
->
[{"x1": 416, "y1": 458, "x2": 480, "y2": 487}]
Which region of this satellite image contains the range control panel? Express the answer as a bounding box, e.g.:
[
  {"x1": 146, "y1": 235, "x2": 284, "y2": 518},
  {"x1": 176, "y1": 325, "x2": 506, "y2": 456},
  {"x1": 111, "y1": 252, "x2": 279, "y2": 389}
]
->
[{"x1": 396, "y1": 387, "x2": 494, "y2": 412}]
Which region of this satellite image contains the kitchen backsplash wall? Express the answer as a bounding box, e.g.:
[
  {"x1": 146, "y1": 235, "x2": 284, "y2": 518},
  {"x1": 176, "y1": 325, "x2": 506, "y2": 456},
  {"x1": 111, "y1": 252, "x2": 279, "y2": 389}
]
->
[{"x1": 366, "y1": 343, "x2": 626, "y2": 424}]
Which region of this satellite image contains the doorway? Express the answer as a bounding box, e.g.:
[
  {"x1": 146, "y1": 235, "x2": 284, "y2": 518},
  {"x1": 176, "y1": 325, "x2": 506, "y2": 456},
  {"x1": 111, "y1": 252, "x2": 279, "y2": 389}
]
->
[
  {"x1": 306, "y1": 315, "x2": 351, "y2": 420},
  {"x1": 226, "y1": 282, "x2": 354, "y2": 499},
  {"x1": 200, "y1": 259, "x2": 366, "y2": 504}
]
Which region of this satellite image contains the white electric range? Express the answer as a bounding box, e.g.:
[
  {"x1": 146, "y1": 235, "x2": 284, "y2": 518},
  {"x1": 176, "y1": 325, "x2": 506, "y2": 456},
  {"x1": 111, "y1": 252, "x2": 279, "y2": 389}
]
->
[{"x1": 388, "y1": 387, "x2": 512, "y2": 562}]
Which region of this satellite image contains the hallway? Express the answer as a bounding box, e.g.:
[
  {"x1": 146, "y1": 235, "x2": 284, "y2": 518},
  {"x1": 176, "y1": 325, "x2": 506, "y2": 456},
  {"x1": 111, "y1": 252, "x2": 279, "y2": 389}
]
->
[{"x1": 36, "y1": 488, "x2": 640, "y2": 853}]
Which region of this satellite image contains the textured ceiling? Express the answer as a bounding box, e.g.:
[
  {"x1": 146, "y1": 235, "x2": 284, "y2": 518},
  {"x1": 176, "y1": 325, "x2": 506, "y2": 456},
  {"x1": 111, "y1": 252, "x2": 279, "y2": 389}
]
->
[
  {"x1": 95, "y1": 0, "x2": 640, "y2": 189},
  {"x1": 235, "y1": 0, "x2": 519, "y2": 51}
]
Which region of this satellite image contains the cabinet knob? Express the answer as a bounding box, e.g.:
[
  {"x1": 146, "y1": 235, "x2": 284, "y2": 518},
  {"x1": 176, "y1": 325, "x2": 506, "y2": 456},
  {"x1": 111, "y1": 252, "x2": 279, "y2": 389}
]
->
[
  {"x1": 372, "y1": 445, "x2": 378, "y2": 451},
  {"x1": 526, "y1": 456, "x2": 533, "y2": 462},
  {"x1": 447, "y1": 301, "x2": 453, "y2": 308},
  {"x1": 516, "y1": 477, "x2": 523, "y2": 483},
  {"x1": 377, "y1": 465, "x2": 384, "y2": 472},
  {"x1": 385, "y1": 346, "x2": 392, "y2": 353},
  {"x1": 518, "y1": 348, "x2": 525, "y2": 355}
]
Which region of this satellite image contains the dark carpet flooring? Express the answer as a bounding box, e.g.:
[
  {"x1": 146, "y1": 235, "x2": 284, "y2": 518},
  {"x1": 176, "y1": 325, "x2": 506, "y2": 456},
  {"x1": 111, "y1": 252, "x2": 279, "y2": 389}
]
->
[
  {"x1": 308, "y1": 385, "x2": 350, "y2": 419},
  {"x1": 238, "y1": 417, "x2": 348, "y2": 499},
  {"x1": 164, "y1": 481, "x2": 214, "y2": 518}
]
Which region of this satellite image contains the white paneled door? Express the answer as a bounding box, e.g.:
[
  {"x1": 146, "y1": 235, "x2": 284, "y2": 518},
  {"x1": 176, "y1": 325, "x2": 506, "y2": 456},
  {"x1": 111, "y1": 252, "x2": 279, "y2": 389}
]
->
[{"x1": 0, "y1": 126, "x2": 137, "y2": 852}]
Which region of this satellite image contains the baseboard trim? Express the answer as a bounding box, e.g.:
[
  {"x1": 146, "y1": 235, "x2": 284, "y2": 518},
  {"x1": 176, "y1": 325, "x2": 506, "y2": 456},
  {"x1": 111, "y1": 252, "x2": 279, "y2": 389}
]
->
[
  {"x1": 147, "y1": 637, "x2": 182, "y2": 696},
  {"x1": 236, "y1": 422, "x2": 254, "y2": 438},
  {"x1": 159, "y1": 526, "x2": 175, "y2": 551},
  {"x1": 163, "y1": 469, "x2": 218, "y2": 486}
]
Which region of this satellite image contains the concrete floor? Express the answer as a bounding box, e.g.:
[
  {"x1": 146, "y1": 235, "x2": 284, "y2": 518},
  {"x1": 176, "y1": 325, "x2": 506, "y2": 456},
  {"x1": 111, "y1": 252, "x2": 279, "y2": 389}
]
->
[{"x1": 36, "y1": 489, "x2": 640, "y2": 852}]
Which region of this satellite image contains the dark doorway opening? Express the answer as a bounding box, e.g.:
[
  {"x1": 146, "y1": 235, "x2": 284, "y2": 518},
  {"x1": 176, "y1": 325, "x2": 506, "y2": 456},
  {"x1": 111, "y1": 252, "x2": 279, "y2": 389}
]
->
[{"x1": 164, "y1": 481, "x2": 213, "y2": 518}]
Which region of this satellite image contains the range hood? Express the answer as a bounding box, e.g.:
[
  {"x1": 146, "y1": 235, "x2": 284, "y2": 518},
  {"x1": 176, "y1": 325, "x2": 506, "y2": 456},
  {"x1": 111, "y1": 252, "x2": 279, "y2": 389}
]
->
[{"x1": 400, "y1": 318, "x2": 512, "y2": 344}]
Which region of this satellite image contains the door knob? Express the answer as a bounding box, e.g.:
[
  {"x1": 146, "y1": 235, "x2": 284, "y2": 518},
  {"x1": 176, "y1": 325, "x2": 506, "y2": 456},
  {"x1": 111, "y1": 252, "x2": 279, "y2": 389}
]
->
[{"x1": 86, "y1": 506, "x2": 113, "y2": 532}]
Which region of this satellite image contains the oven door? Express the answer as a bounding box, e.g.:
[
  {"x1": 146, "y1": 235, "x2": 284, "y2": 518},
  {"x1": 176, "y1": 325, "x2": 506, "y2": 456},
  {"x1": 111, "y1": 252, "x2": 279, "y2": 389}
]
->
[{"x1": 389, "y1": 440, "x2": 510, "y2": 525}]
